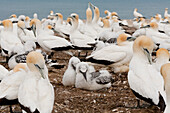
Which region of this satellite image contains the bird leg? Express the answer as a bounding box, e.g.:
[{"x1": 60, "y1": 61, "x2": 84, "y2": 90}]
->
[{"x1": 9, "y1": 105, "x2": 14, "y2": 113}]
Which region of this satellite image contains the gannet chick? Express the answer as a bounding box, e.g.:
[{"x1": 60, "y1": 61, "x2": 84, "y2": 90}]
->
[
  {"x1": 18, "y1": 51, "x2": 54, "y2": 113},
  {"x1": 75, "y1": 62, "x2": 112, "y2": 90},
  {"x1": 154, "y1": 48, "x2": 170, "y2": 72},
  {"x1": 161, "y1": 63, "x2": 170, "y2": 113},
  {"x1": 128, "y1": 36, "x2": 166, "y2": 112},
  {"x1": 62, "y1": 56, "x2": 80, "y2": 86}
]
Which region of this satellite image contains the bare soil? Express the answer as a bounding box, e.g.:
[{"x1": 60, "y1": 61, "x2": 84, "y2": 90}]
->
[{"x1": 0, "y1": 50, "x2": 161, "y2": 113}]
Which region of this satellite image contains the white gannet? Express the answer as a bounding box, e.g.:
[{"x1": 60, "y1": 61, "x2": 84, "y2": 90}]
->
[
  {"x1": 0, "y1": 65, "x2": 8, "y2": 81},
  {"x1": 18, "y1": 51, "x2": 54, "y2": 113},
  {"x1": 128, "y1": 36, "x2": 166, "y2": 112},
  {"x1": 33, "y1": 13, "x2": 38, "y2": 19},
  {"x1": 164, "y1": 8, "x2": 170, "y2": 18},
  {"x1": 154, "y1": 48, "x2": 170, "y2": 72},
  {"x1": 9, "y1": 14, "x2": 18, "y2": 23},
  {"x1": 133, "y1": 8, "x2": 144, "y2": 18},
  {"x1": 67, "y1": 14, "x2": 95, "y2": 49},
  {"x1": 87, "y1": 34, "x2": 134, "y2": 73},
  {"x1": 17, "y1": 21, "x2": 37, "y2": 43},
  {"x1": 142, "y1": 22, "x2": 170, "y2": 49},
  {"x1": 161, "y1": 63, "x2": 170, "y2": 113},
  {"x1": 1, "y1": 20, "x2": 23, "y2": 57},
  {"x1": 62, "y1": 56, "x2": 80, "y2": 86},
  {"x1": 18, "y1": 15, "x2": 26, "y2": 22},
  {"x1": 75, "y1": 62, "x2": 112, "y2": 90},
  {"x1": 25, "y1": 16, "x2": 31, "y2": 28},
  {"x1": 29, "y1": 19, "x2": 73, "y2": 52},
  {"x1": 0, "y1": 63, "x2": 27, "y2": 112}
]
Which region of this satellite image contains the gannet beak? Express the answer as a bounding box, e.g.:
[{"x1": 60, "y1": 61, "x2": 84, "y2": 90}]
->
[
  {"x1": 143, "y1": 48, "x2": 152, "y2": 64},
  {"x1": 20, "y1": 27, "x2": 26, "y2": 35},
  {"x1": 161, "y1": 21, "x2": 170, "y2": 24},
  {"x1": 89, "y1": 2, "x2": 95, "y2": 9},
  {"x1": 34, "y1": 64, "x2": 45, "y2": 79},
  {"x1": 31, "y1": 24, "x2": 36, "y2": 37},
  {"x1": 140, "y1": 25, "x2": 150, "y2": 28},
  {"x1": 80, "y1": 69, "x2": 87, "y2": 81},
  {"x1": 127, "y1": 37, "x2": 136, "y2": 41}
]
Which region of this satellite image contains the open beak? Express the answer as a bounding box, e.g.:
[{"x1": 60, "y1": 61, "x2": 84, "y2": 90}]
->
[{"x1": 140, "y1": 25, "x2": 150, "y2": 28}]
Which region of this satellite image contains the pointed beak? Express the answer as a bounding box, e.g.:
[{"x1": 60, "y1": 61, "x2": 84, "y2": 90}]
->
[
  {"x1": 140, "y1": 25, "x2": 150, "y2": 28},
  {"x1": 34, "y1": 64, "x2": 45, "y2": 79},
  {"x1": 161, "y1": 21, "x2": 170, "y2": 24},
  {"x1": 20, "y1": 27, "x2": 26, "y2": 35},
  {"x1": 144, "y1": 48, "x2": 152, "y2": 64},
  {"x1": 89, "y1": 2, "x2": 95, "y2": 9},
  {"x1": 31, "y1": 25, "x2": 36, "y2": 37},
  {"x1": 80, "y1": 70, "x2": 87, "y2": 81},
  {"x1": 127, "y1": 37, "x2": 136, "y2": 41}
]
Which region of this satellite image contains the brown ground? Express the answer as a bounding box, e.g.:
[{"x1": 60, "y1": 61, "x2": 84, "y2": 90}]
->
[{"x1": 0, "y1": 50, "x2": 161, "y2": 113}]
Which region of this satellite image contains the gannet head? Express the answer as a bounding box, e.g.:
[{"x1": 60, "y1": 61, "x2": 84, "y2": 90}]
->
[
  {"x1": 141, "y1": 22, "x2": 158, "y2": 29},
  {"x1": 76, "y1": 62, "x2": 89, "y2": 81},
  {"x1": 17, "y1": 21, "x2": 25, "y2": 29},
  {"x1": 30, "y1": 19, "x2": 41, "y2": 37},
  {"x1": 13, "y1": 63, "x2": 27, "y2": 72},
  {"x1": 2, "y1": 20, "x2": 13, "y2": 31},
  {"x1": 50, "y1": 10, "x2": 54, "y2": 15},
  {"x1": 89, "y1": 2, "x2": 100, "y2": 18},
  {"x1": 165, "y1": 8, "x2": 168, "y2": 11},
  {"x1": 10, "y1": 14, "x2": 17, "y2": 19},
  {"x1": 25, "y1": 16, "x2": 30, "y2": 22},
  {"x1": 69, "y1": 56, "x2": 80, "y2": 70},
  {"x1": 133, "y1": 36, "x2": 154, "y2": 64},
  {"x1": 156, "y1": 48, "x2": 169, "y2": 59},
  {"x1": 26, "y1": 51, "x2": 46, "y2": 79},
  {"x1": 111, "y1": 12, "x2": 118, "y2": 16},
  {"x1": 134, "y1": 8, "x2": 138, "y2": 11},
  {"x1": 104, "y1": 10, "x2": 109, "y2": 15},
  {"x1": 117, "y1": 34, "x2": 135, "y2": 46}
]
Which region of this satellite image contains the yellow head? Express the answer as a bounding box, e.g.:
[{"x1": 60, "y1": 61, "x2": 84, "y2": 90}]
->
[
  {"x1": 104, "y1": 10, "x2": 108, "y2": 15},
  {"x1": 47, "y1": 25, "x2": 53, "y2": 30},
  {"x1": 149, "y1": 22, "x2": 158, "y2": 29},
  {"x1": 111, "y1": 12, "x2": 118, "y2": 16},
  {"x1": 29, "y1": 19, "x2": 41, "y2": 27},
  {"x1": 17, "y1": 21, "x2": 25, "y2": 28},
  {"x1": 117, "y1": 34, "x2": 128, "y2": 45},
  {"x1": 156, "y1": 48, "x2": 169, "y2": 58},
  {"x1": 10, "y1": 14, "x2": 17, "y2": 18},
  {"x1": 25, "y1": 16, "x2": 30, "y2": 21},
  {"x1": 165, "y1": 8, "x2": 168, "y2": 11},
  {"x1": 2, "y1": 20, "x2": 13, "y2": 29},
  {"x1": 134, "y1": 8, "x2": 138, "y2": 11},
  {"x1": 13, "y1": 63, "x2": 27, "y2": 72},
  {"x1": 155, "y1": 15, "x2": 160, "y2": 21}
]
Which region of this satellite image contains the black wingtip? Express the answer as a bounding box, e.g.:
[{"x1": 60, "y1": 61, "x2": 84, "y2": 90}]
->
[{"x1": 86, "y1": 57, "x2": 114, "y2": 65}]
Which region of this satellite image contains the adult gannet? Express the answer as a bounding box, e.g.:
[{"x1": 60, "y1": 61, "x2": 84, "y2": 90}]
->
[
  {"x1": 17, "y1": 21, "x2": 36, "y2": 43},
  {"x1": 62, "y1": 56, "x2": 80, "y2": 86},
  {"x1": 29, "y1": 19, "x2": 72, "y2": 52},
  {"x1": 133, "y1": 8, "x2": 144, "y2": 18},
  {"x1": 161, "y1": 63, "x2": 170, "y2": 113},
  {"x1": 142, "y1": 22, "x2": 170, "y2": 49},
  {"x1": 128, "y1": 36, "x2": 166, "y2": 112},
  {"x1": 33, "y1": 13, "x2": 38, "y2": 19},
  {"x1": 154, "y1": 48, "x2": 170, "y2": 72},
  {"x1": 75, "y1": 62, "x2": 112, "y2": 90},
  {"x1": 18, "y1": 15, "x2": 26, "y2": 22},
  {"x1": 9, "y1": 14, "x2": 18, "y2": 23},
  {"x1": 164, "y1": 8, "x2": 170, "y2": 18},
  {"x1": 18, "y1": 51, "x2": 54, "y2": 113},
  {"x1": 0, "y1": 63, "x2": 27, "y2": 113},
  {"x1": 87, "y1": 34, "x2": 134, "y2": 73},
  {"x1": 25, "y1": 16, "x2": 31, "y2": 28},
  {"x1": 0, "y1": 20, "x2": 23, "y2": 57},
  {"x1": 67, "y1": 14, "x2": 95, "y2": 49}
]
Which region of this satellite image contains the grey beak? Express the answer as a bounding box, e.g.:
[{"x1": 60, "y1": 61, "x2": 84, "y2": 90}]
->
[
  {"x1": 80, "y1": 70, "x2": 87, "y2": 81},
  {"x1": 89, "y1": 2, "x2": 95, "y2": 9},
  {"x1": 140, "y1": 25, "x2": 150, "y2": 28},
  {"x1": 144, "y1": 48, "x2": 152, "y2": 64},
  {"x1": 161, "y1": 21, "x2": 170, "y2": 24},
  {"x1": 31, "y1": 25, "x2": 36, "y2": 37},
  {"x1": 127, "y1": 37, "x2": 136, "y2": 41},
  {"x1": 34, "y1": 64, "x2": 45, "y2": 79}
]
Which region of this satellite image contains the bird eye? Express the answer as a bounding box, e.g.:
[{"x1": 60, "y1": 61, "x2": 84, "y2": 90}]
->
[{"x1": 73, "y1": 15, "x2": 76, "y2": 18}]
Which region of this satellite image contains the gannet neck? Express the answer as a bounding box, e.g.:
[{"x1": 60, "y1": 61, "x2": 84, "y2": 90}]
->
[
  {"x1": 92, "y1": 7, "x2": 100, "y2": 24},
  {"x1": 86, "y1": 7, "x2": 92, "y2": 24}
]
